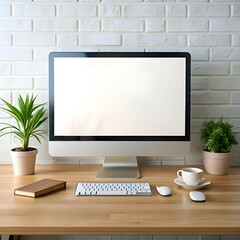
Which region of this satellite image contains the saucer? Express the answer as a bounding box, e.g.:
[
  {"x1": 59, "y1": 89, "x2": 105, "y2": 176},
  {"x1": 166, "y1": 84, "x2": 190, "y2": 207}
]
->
[{"x1": 174, "y1": 177, "x2": 211, "y2": 189}]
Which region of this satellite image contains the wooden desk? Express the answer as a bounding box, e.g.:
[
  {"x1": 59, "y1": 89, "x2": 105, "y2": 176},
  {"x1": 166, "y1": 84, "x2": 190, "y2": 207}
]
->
[{"x1": 0, "y1": 164, "x2": 239, "y2": 236}]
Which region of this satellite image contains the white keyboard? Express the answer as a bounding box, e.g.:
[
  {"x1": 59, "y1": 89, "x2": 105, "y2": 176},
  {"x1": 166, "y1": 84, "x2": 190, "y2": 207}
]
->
[{"x1": 75, "y1": 182, "x2": 152, "y2": 196}]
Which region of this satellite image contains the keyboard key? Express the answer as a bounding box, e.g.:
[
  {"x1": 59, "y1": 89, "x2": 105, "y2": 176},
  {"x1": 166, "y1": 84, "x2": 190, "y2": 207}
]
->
[{"x1": 75, "y1": 182, "x2": 152, "y2": 196}]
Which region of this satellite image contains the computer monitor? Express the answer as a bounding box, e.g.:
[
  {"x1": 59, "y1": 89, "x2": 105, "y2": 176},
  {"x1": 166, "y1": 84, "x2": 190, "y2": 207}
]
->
[{"x1": 49, "y1": 52, "x2": 191, "y2": 179}]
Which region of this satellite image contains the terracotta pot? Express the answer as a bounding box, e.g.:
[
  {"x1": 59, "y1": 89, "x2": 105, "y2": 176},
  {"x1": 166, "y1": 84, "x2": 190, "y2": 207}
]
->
[
  {"x1": 11, "y1": 148, "x2": 38, "y2": 175},
  {"x1": 202, "y1": 150, "x2": 230, "y2": 175}
]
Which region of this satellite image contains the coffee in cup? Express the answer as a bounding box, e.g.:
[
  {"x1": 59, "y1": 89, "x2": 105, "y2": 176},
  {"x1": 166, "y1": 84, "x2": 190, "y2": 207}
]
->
[{"x1": 177, "y1": 167, "x2": 203, "y2": 186}]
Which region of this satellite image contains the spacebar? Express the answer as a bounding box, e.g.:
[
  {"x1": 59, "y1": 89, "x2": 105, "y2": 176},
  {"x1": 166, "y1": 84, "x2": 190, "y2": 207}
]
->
[{"x1": 97, "y1": 191, "x2": 127, "y2": 195}]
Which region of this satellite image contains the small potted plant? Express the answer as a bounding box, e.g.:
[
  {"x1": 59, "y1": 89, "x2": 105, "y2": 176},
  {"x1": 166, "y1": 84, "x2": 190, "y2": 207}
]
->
[
  {"x1": 200, "y1": 117, "x2": 238, "y2": 175},
  {"x1": 0, "y1": 94, "x2": 48, "y2": 175}
]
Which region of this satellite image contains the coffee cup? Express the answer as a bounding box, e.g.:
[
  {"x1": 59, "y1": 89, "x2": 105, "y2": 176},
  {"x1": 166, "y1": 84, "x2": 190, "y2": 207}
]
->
[{"x1": 177, "y1": 167, "x2": 203, "y2": 186}]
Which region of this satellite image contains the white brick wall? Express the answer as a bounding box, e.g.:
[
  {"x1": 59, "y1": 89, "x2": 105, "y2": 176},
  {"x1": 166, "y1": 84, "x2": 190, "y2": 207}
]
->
[{"x1": 0, "y1": 1, "x2": 240, "y2": 167}]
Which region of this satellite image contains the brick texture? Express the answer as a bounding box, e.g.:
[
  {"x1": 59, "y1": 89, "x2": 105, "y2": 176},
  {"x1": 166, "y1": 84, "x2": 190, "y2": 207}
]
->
[{"x1": 0, "y1": 1, "x2": 239, "y2": 167}]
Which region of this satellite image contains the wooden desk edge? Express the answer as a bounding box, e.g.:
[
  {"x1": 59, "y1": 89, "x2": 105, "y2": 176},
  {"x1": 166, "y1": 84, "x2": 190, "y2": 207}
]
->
[{"x1": 1, "y1": 227, "x2": 240, "y2": 236}]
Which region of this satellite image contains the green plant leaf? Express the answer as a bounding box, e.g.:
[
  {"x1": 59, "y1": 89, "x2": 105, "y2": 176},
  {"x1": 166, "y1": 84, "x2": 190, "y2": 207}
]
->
[
  {"x1": 0, "y1": 94, "x2": 48, "y2": 151},
  {"x1": 200, "y1": 117, "x2": 238, "y2": 153}
]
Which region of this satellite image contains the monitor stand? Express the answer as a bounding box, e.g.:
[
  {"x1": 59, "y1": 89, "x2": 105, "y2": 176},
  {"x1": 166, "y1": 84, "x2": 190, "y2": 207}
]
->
[{"x1": 96, "y1": 156, "x2": 140, "y2": 179}]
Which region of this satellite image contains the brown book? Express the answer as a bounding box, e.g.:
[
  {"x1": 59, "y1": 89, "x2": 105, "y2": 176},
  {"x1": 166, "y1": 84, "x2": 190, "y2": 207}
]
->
[{"x1": 14, "y1": 179, "x2": 66, "y2": 198}]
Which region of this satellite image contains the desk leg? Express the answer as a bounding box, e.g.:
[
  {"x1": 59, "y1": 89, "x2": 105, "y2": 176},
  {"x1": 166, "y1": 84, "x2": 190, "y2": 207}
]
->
[{"x1": 1, "y1": 235, "x2": 19, "y2": 240}]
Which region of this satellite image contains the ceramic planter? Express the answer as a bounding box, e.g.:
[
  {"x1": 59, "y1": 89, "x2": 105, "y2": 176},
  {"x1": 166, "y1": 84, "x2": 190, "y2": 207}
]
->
[
  {"x1": 11, "y1": 148, "x2": 38, "y2": 175},
  {"x1": 202, "y1": 150, "x2": 230, "y2": 175}
]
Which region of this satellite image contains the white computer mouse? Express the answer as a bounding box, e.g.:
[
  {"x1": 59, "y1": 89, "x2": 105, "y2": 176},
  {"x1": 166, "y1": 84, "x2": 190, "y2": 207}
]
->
[
  {"x1": 156, "y1": 186, "x2": 172, "y2": 196},
  {"x1": 189, "y1": 191, "x2": 206, "y2": 202}
]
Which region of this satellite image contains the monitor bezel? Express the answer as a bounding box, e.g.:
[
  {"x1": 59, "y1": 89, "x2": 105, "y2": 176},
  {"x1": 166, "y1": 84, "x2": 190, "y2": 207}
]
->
[{"x1": 49, "y1": 52, "x2": 191, "y2": 142}]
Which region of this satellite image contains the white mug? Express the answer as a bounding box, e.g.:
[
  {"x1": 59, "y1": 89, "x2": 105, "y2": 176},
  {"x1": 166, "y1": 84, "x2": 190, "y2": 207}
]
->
[{"x1": 177, "y1": 167, "x2": 203, "y2": 186}]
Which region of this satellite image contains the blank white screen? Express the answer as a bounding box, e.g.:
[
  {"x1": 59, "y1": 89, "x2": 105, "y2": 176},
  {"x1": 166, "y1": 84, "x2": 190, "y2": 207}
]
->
[{"x1": 54, "y1": 57, "x2": 186, "y2": 136}]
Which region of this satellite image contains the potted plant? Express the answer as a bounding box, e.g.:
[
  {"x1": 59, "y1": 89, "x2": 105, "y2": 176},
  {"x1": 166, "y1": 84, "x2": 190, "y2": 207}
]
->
[
  {"x1": 0, "y1": 94, "x2": 48, "y2": 175},
  {"x1": 200, "y1": 118, "x2": 238, "y2": 175}
]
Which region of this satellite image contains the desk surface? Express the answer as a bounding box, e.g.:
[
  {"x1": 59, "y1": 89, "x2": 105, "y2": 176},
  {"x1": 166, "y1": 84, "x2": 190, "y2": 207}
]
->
[{"x1": 0, "y1": 164, "x2": 239, "y2": 236}]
